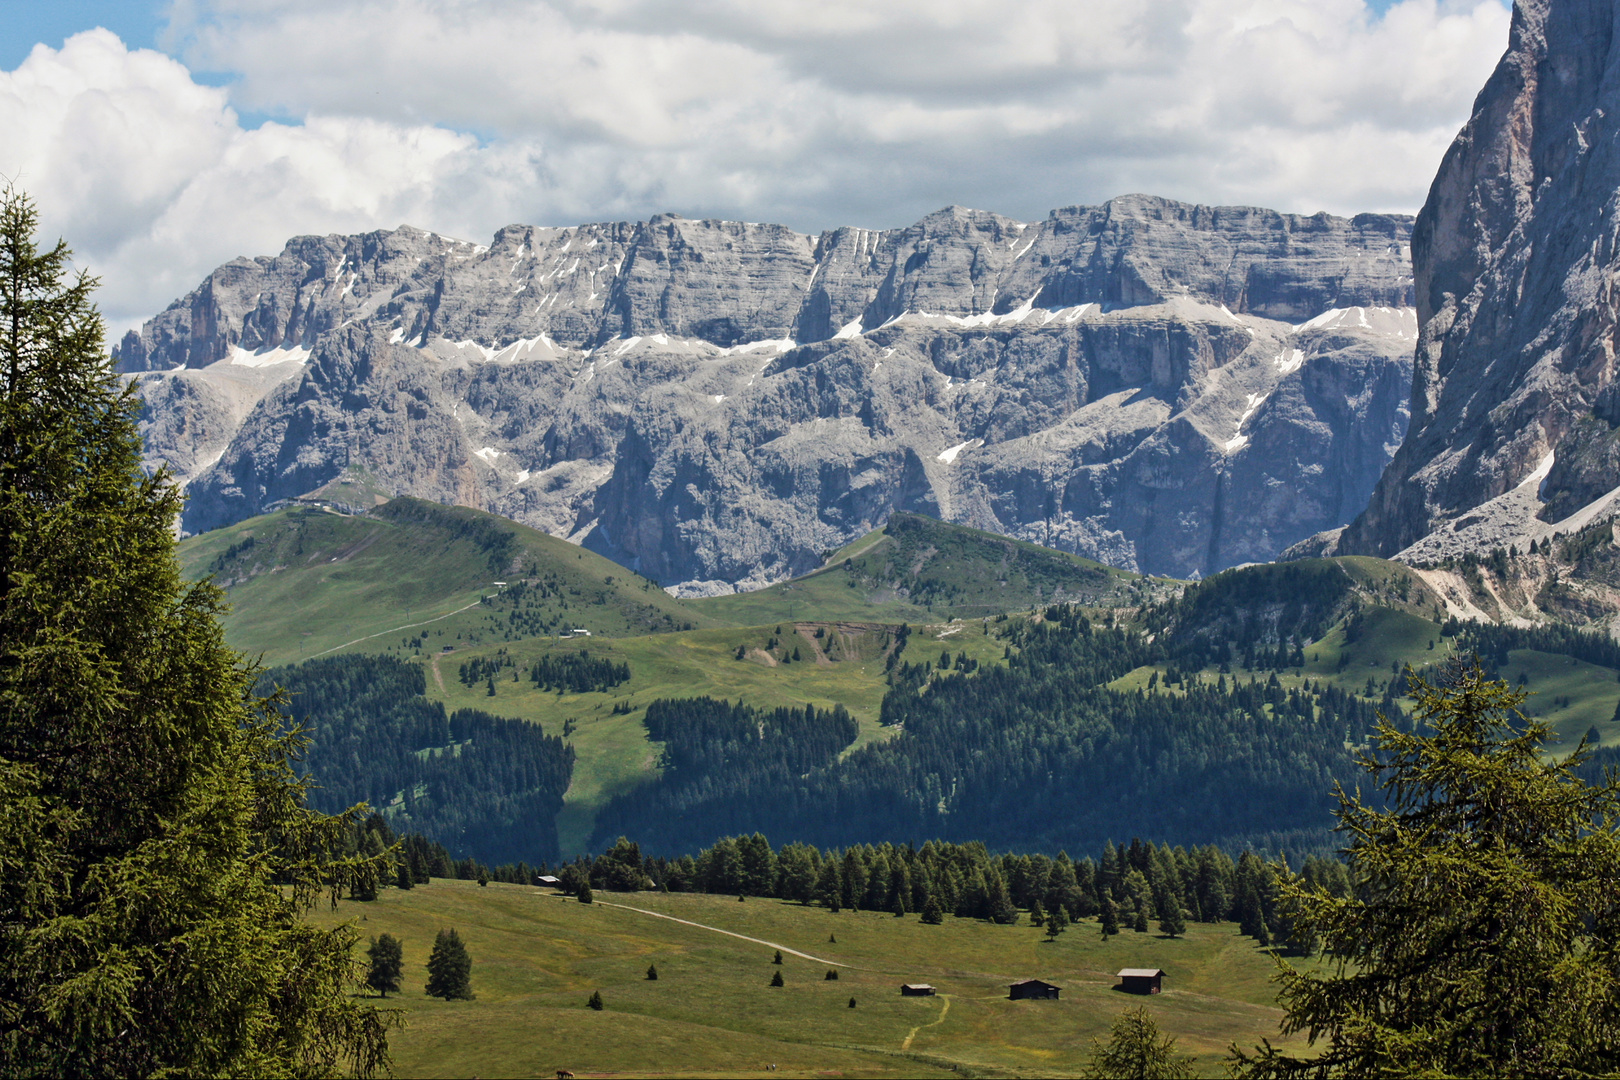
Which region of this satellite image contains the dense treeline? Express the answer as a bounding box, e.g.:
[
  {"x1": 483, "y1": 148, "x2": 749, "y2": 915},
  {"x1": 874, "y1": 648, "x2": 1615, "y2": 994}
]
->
[
  {"x1": 261, "y1": 655, "x2": 574, "y2": 863},
  {"x1": 530, "y1": 649, "x2": 631, "y2": 693},
  {"x1": 1447, "y1": 617, "x2": 1620, "y2": 672},
  {"x1": 1142, "y1": 560, "x2": 1356, "y2": 671},
  {"x1": 590, "y1": 699, "x2": 859, "y2": 851},
  {"x1": 354, "y1": 818, "x2": 1347, "y2": 954},
  {"x1": 592, "y1": 606, "x2": 1372, "y2": 858},
  {"x1": 556, "y1": 833, "x2": 1347, "y2": 953}
]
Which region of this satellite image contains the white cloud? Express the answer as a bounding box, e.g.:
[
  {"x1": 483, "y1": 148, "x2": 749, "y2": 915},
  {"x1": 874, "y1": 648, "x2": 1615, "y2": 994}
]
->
[{"x1": 2, "y1": 0, "x2": 1511, "y2": 328}]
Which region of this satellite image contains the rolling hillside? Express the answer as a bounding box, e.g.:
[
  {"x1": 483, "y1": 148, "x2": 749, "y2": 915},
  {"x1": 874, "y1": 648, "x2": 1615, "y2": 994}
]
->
[
  {"x1": 176, "y1": 497, "x2": 713, "y2": 665},
  {"x1": 688, "y1": 511, "x2": 1146, "y2": 625}
]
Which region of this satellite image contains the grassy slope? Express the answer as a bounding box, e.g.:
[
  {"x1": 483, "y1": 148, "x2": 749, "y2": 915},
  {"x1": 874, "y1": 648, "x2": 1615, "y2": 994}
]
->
[
  {"x1": 423, "y1": 620, "x2": 1014, "y2": 856},
  {"x1": 177, "y1": 499, "x2": 713, "y2": 666},
  {"x1": 313, "y1": 881, "x2": 1315, "y2": 1079},
  {"x1": 689, "y1": 512, "x2": 1144, "y2": 626}
]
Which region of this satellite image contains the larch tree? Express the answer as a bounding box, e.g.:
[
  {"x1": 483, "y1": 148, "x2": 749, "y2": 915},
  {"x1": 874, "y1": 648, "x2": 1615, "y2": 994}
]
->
[
  {"x1": 0, "y1": 188, "x2": 396, "y2": 1075},
  {"x1": 1085, "y1": 1007, "x2": 1194, "y2": 1079},
  {"x1": 1234, "y1": 660, "x2": 1620, "y2": 1078}
]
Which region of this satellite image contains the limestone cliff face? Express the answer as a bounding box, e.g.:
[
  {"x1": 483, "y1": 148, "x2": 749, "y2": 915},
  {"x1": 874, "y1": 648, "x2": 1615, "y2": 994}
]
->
[
  {"x1": 1341, "y1": 0, "x2": 1620, "y2": 557},
  {"x1": 122, "y1": 196, "x2": 1416, "y2": 590}
]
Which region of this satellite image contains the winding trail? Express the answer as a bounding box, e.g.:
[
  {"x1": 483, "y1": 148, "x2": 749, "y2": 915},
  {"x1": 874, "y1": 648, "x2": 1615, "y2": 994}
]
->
[
  {"x1": 587, "y1": 900, "x2": 848, "y2": 967},
  {"x1": 900, "y1": 995, "x2": 951, "y2": 1051}
]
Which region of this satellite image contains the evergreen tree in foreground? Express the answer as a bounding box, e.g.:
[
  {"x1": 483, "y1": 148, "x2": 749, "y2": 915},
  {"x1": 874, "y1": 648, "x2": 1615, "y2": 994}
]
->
[
  {"x1": 425, "y1": 928, "x2": 475, "y2": 1000},
  {"x1": 1085, "y1": 1007, "x2": 1194, "y2": 1079},
  {"x1": 0, "y1": 188, "x2": 394, "y2": 1076},
  {"x1": 367, "y1": 935, "x2": 404, "y2": 998},
  {"x1": 1234, "y1": 660, "x2": 1620, "y2": 1078}
]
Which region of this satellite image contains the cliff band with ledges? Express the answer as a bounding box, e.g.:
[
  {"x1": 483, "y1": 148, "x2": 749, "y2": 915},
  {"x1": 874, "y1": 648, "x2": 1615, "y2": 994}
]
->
[{"x1": 124, "y1": 196, "x2": 1416, "y2": 592}]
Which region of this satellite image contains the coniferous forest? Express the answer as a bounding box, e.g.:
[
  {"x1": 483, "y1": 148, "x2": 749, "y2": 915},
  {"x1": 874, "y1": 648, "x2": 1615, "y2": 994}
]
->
[
  {"x1": 261, "y1": 655, "x2": 574, "y2": 863},
  {"x1": 592, "y1": 605, "x2": 1378, "y2": 858}
]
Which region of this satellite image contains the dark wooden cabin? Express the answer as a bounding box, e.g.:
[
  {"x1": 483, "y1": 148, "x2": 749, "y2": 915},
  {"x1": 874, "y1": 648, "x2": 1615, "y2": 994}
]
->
[
  {"x1": 900, "y1": 984, "x2": 937, "y2": 997},
  {"x1": 1008, "y1": 978, "x2": 1061, "y2": 1000},
  {"x1": 1116, "y1": 968, "x2": 1165, "y2": 994}
]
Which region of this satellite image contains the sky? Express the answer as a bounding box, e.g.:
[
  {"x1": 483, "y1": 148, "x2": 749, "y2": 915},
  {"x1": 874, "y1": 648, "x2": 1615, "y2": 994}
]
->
[{"x1": 0, "y1": 0, "x2": 1513, "y2": 334}]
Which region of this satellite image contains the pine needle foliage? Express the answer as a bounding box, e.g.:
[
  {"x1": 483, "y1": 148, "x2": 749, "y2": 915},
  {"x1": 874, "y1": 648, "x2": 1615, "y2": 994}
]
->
[
  {"x1": 1085, "y1": 1007, "x2": 1193, "y2": 1079},
  {"x1": 0, "y1": 188, "x2": 396, "y2": 1076},
  {"x1": 1234, "y1": 659, "x2": 1620, "y2": 1078}
]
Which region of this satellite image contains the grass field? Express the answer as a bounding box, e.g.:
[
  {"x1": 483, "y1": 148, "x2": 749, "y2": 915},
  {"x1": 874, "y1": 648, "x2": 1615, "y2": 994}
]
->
[
  {"x1": 312, "y1": 880, "x2": 1317, "y2": 1079},
  {"x1": 419, "y1": 620, "x2": 1015, "y2": 856}
]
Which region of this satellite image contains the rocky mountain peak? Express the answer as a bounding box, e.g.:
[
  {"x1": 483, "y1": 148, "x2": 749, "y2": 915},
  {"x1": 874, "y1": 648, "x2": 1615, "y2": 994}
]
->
[{"x1": 1340, "y1": 0, "x2": 1620, "y2": 563}]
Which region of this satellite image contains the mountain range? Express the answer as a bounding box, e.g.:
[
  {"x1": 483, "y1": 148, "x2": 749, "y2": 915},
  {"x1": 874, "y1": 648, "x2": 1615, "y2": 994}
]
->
[
  {"x1": 123, "y1": 197, "x2": 1416, "y2": 592},
  {"x1": 130, "y1": 0, "x2": 1620, "y2": 615}
]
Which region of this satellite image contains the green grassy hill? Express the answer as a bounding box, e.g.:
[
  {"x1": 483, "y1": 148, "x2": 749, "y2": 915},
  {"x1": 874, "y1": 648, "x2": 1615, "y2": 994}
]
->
[
  {"x1": 689, "y1": 512, "x2": 1145, "y2": 625},
  {"x1": 312, "y1": 881, "x2": 1315, "y2": 1079},
  {"x1": 422, "y1": 619, "x2": 1012, "y2": 855},
  {"x1": 177, "y1": 498, "x2": 714, "y2": 666}
]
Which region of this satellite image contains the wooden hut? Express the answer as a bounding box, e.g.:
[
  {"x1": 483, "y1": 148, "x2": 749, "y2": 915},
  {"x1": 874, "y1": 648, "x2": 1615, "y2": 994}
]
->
[
  {"x1": 537, "y1": 875, "x2": 563, "y2": 889},
  {"x1": 1008, "y1": 978, "x2": 1061, "y2": 1000},
  {"x1": 1116, "y1": 968, "x2": 1165, "y2": 994},
  {"x1": 900, "y1": 984, "x2": 937, "y2": 997}
]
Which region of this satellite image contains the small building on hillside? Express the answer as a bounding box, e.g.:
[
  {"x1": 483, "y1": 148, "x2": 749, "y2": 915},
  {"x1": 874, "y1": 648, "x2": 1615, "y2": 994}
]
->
[
  {"x1": 537, "y1": 875, "x2": 562, "y2": 889},
  {"x1": 1008, "y1": 978, "x2": 1061, "y2": 1000},
  {"x1": 900, "y1": 984, "x2": 937, "y2": 997},
  {"x1": 1116, "y1": 968, "x2": 1165, "y2": 995}
]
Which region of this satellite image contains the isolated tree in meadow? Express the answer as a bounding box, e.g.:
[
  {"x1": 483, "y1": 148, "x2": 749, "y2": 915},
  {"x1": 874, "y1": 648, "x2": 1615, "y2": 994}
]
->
[
  {"x1": 770, "y1": 970, "x2": 785, "y2": 987},
  {"x1": 367, "y1": 935, "x2": 405, "y2": 998},
  {"x1": 0, "y1": 188, "x2": 394, "y2": 1076},
  {"x1": 1046, "y1": 906, "x2": 1070, "y2": 941},
  {"x1": 646, "y1": 964, "x2": 658, "y2": 981},
  {"x1": 587, "y1": 990, "x2": 604, "y2": 1010},
  {"x1": 1233, "y1": 661, "x2": 1620, "y2": 1078},
  {"x1": 1086, "y1": 1007, "x2": 1194, "y2": 1079},
  {"x1": 579, "y1": 883, "x2": 593, "y2": 904},
  {"x1": 425, "y1": 928, "x2": 474, "y2": 1000},
  {"x1": 921, "y1": 895, "x2": 944, "y2": 925},
  {"x1": 773, "y1": 949, "x2": 783, "y2": 965}
]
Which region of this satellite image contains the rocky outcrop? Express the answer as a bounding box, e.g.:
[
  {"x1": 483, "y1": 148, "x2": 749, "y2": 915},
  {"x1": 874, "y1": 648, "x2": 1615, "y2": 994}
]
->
[
  {"x1": 1339, "y1": 0, "x2": 1620, "y2": 559},
  {"x1": 123, "y1": 196, "x2": 1416, "y2": 590}
]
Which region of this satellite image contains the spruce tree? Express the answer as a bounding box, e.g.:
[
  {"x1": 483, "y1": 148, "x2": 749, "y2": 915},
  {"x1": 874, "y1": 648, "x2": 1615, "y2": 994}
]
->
[
  {"x1": 367, "y1": 934, "x2": 405, "y2": 998},
  {"x1": 1234, "y1": 661, "x2": 1620, "y2": 1078},
  {"x1": 425, "y1": 928, "x2": 474, "y2": 1000},
  {"x1": 1046, "y1": 906, "x2": 1069, "y2": 940},
  {"x1": 1100, "y1": 894, "x2": 1120, "y2": 937},
  {"x1": 587, "y1": 990, "x2": 604, "y2": 1010},
  {"x1": 770, "y1": 970, "x2": 785, "y2": 987},
  {"x1": 1155, "y1": 884, "x2": 1186, "y2": 938},
  {"x1": 0, "y1": 187, "x2": 394, "y2": 1077}
]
